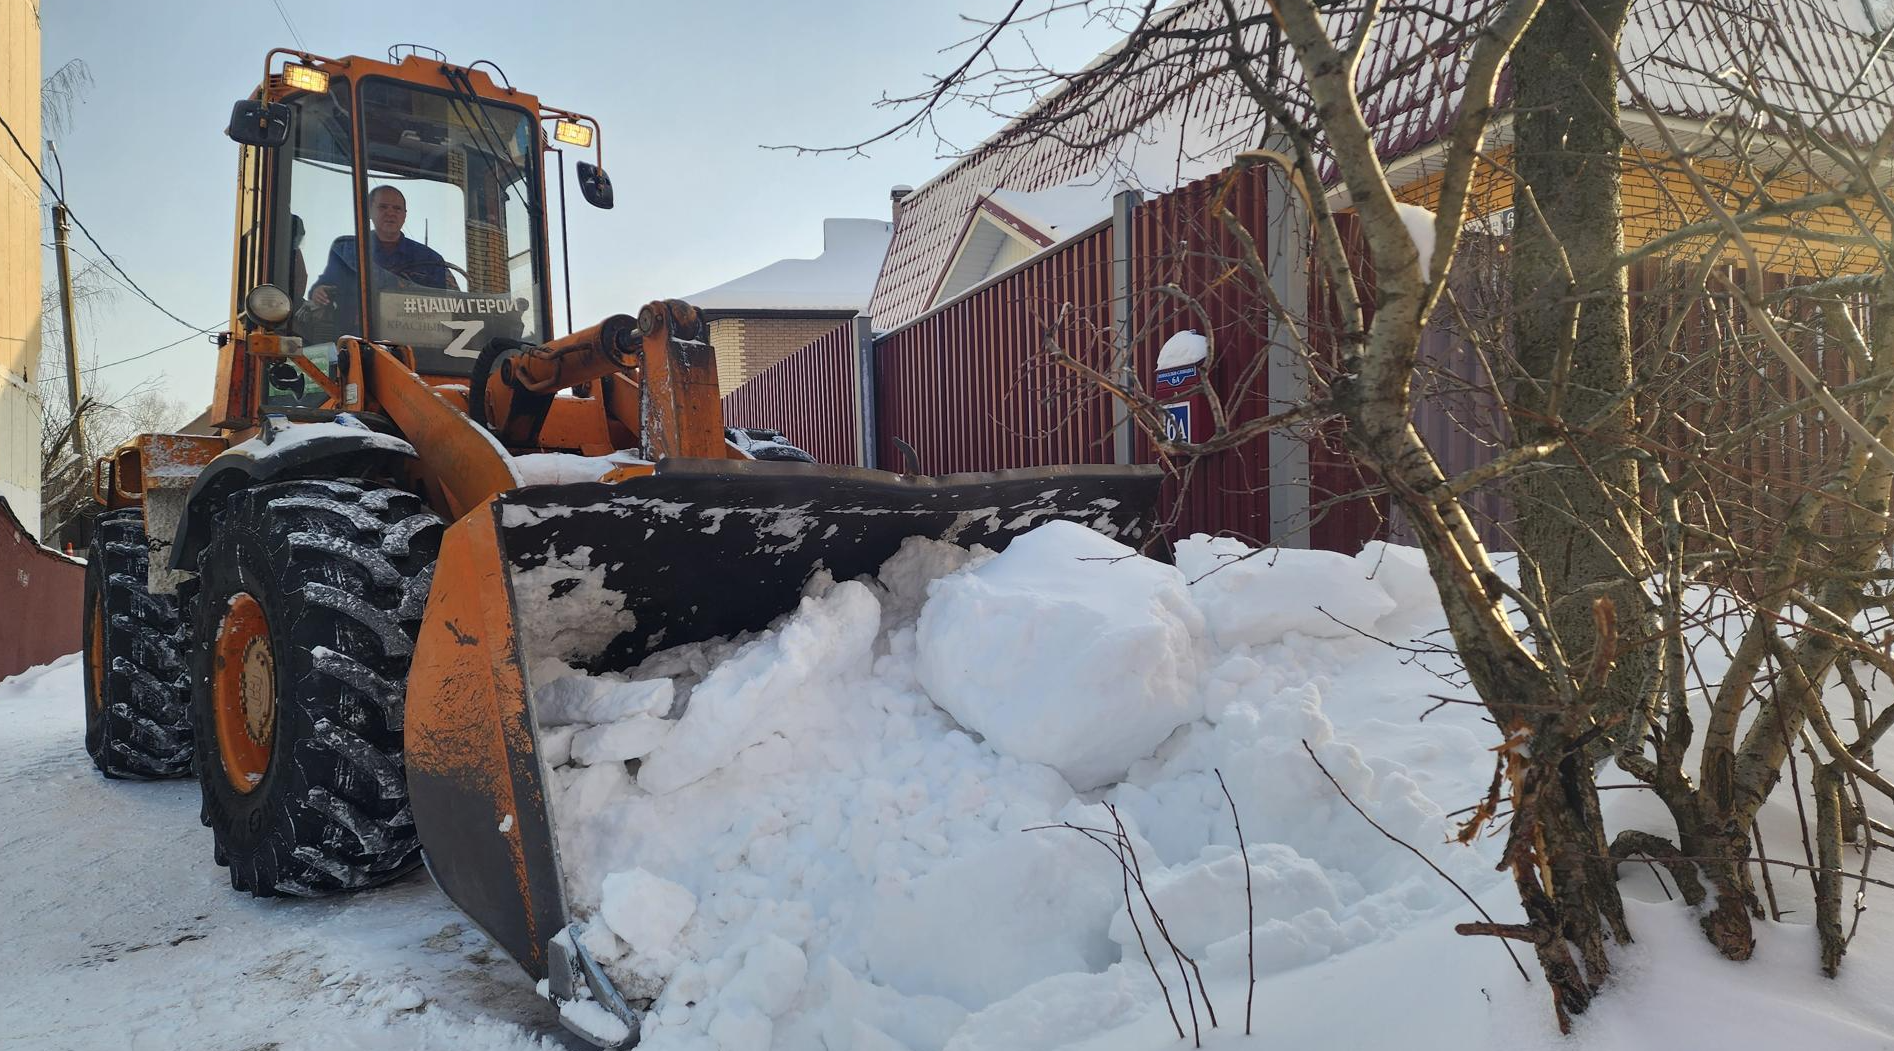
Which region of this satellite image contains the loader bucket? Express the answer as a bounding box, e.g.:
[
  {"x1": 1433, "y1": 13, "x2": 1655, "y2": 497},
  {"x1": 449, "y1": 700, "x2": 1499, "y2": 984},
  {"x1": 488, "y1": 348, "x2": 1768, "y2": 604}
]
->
[{"x1": 403, "y1": 458, "x2": 1162, "y2": 1046}]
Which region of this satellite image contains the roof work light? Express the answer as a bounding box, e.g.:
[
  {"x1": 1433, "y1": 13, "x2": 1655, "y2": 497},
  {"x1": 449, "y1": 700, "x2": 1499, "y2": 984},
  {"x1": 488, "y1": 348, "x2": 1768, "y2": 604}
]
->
[
  {"x1": 282, "y1": 64, "x2": 330, "y2": 93},
  {"x1": 553, "y1": 120, "x2": 593, "y2": 148}
]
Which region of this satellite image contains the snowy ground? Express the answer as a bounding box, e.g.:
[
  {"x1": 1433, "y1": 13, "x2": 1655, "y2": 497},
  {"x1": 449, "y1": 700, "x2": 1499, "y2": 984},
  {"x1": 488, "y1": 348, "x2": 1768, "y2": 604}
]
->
[
  {"x1": 0, "y1": 654, "x2": 577, "y2": 1051},
  {"x1": 8, "y1": 529, "x2": 1894, "y2": 1050}
]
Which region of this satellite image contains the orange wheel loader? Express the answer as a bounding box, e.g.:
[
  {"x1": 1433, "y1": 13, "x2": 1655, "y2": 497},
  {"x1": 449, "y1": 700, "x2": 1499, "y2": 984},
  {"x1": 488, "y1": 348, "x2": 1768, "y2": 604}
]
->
[{"x1": 78, "y1": 47, "x2": 1162, "y2": 1047}]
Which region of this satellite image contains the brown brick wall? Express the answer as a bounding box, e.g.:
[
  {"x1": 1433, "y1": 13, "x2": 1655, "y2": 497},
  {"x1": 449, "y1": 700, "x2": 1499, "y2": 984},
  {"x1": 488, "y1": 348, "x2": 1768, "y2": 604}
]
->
[{"x1": 712, "y1": 317, "x2": 852, "y2": 396}]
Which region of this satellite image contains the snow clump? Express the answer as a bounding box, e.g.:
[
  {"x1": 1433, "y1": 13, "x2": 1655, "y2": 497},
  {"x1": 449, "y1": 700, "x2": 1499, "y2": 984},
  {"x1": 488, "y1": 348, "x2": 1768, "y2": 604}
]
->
[
  {"x1": 1176, "y1": 534, "x2": 1397, "y2": 648},
  {"x1": 916, "y1": 520, "x2": 1204, "y2": 791}
]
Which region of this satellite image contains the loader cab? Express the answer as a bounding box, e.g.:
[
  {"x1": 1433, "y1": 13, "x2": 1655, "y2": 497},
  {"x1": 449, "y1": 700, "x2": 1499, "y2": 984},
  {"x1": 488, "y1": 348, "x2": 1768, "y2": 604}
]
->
[{"x1": 224, "y1": 53, "x2": 577, "y2": 418}]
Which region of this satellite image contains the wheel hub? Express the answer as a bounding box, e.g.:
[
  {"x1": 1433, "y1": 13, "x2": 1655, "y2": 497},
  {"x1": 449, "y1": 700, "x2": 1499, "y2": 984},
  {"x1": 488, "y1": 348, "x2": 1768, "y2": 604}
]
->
[
  {"x1": 239, "y1": 632, "x2": 276, "y2": 743},
  {"x1": 214, "y1": 592, "x2": 275, "y2": 793},
  {"x1": 88, "y1": 604, "x2": 105, "y2": 714}
]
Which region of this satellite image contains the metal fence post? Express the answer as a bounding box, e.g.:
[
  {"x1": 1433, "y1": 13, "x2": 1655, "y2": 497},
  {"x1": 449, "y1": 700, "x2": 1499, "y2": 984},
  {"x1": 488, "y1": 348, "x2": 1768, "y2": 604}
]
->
[
  {"x1": 1111, "y1": 188, "x2": 1141, "y2": 466},
  {"x1": 853, "y1": 314, "x2": 877, "y2": 469},
  {"x1": 1266, "y1": 156, "x2": 1313, "y2": 547}
]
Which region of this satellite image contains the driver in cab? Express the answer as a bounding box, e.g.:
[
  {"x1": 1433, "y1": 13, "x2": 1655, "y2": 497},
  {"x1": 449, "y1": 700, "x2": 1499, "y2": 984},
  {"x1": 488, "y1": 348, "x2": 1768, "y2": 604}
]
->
[{"x1": 308, "y1": 185, "x2": 456, "y2": 308}]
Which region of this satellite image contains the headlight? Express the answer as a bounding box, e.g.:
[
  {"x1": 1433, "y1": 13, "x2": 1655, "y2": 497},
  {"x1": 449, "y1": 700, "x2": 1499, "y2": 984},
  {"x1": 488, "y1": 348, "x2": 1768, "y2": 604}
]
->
[{"x1": 246, "y1": 284, "x2": 293, "y2": 325}]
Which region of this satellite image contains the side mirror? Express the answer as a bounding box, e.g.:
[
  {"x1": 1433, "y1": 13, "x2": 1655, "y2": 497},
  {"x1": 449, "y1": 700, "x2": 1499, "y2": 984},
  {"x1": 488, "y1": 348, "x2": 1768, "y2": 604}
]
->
[
  {"x1": 577, "y1": 161, "x2": 613, "y2": 209},
  {"x1": 227, "y1": 100, "x2": 290, "y2": 148}
]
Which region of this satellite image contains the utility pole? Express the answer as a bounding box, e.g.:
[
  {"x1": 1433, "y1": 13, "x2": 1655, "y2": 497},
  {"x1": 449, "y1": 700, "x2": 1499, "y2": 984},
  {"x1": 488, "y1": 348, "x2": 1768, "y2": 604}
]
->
[{"x1": 51, "y1": 200, "x2": 88, "y2": 467}]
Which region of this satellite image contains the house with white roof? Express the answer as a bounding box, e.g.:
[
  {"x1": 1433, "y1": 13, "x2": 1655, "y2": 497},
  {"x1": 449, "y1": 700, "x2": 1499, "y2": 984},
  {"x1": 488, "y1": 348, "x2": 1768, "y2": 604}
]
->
[{"x1": 687, "y1": 217, "x2": 892, "y2": 395}]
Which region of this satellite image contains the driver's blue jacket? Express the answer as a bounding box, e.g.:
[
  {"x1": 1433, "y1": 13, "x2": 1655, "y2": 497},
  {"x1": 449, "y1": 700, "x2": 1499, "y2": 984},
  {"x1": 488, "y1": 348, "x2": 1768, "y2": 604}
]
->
[{"x1": 314, "y1": 234, "x2": 452, "y2": 293}]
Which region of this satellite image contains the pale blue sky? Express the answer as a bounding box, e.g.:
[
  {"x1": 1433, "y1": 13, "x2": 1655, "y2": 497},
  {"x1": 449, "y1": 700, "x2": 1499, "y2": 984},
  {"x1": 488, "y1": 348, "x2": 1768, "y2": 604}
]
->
[{"x1": 40, "y1": 0, "x2": 1124, "y2": 411}]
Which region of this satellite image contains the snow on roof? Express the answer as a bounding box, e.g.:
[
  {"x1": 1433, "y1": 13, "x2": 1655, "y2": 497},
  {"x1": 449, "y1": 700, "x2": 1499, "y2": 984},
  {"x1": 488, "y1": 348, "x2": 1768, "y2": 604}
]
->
[
  {"x1": 984, "y1": 181, "x2": 1119, "y2": 241},
  {"x1": 687, "y1": 218, "x2": 894, "y2": 313},
  {"x1": 867, "y1": 0, "x2": 1893, "y2": 332}
]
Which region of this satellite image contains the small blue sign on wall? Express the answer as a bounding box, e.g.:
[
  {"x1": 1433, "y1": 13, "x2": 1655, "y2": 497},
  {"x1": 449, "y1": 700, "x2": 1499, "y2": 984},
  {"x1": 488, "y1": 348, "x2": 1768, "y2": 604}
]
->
[
  {"x1": 1156, "y1": 365, "x2": 1199, "y2": 392},
  {"x1": 1162, "y1": 402, "x2": 1191, "y2": 442}
]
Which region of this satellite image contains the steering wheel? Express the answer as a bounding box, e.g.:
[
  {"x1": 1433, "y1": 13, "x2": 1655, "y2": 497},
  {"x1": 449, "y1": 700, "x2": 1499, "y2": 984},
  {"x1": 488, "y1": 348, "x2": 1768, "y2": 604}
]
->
[
  {"x1": 389, "y1": 259, "x2": 473, "y2": 289},
  {"x1": 293, "y1": 296, "x2": 342, "y2": 344}
]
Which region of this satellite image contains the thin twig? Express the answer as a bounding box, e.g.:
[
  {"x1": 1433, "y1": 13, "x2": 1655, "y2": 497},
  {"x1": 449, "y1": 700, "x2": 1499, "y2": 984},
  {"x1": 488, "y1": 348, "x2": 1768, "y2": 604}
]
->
[
  {"x1": 1753, "y1": 819, "x2": 1784, "y2": 922},
  {"x1": 1031, "y1": 820, "x2": 1185, "y2": 1039},
  {"x1": 1215, "y1": 769, "x2": 1255, "y2": 1035}
]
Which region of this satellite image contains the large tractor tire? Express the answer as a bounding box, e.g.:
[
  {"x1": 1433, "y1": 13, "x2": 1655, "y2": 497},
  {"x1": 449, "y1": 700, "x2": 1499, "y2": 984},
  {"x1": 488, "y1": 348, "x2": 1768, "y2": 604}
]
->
[
  {"x1": 188, "y1": 478, "x2": 442, "y2": 897},
  {"x1": 83, "y1": 509, "x2": 193, "y2": 779}
]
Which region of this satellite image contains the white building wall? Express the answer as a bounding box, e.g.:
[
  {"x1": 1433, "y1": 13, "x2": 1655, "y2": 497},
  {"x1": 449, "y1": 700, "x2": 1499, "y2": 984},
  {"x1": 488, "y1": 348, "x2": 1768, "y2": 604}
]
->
[{"x1": 0, "y1": 0, "x2": 40, "y2": 538}]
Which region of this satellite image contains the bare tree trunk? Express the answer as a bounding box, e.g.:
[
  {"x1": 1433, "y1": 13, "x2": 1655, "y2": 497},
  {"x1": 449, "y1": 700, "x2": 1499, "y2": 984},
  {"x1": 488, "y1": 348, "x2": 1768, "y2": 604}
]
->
[
  {"x1": 1511, "y1": 0, "x2": 1657, "y2": 755},
  {"x1": 1475, "y1": 0, "x2": 1644, "y2": 1003}
]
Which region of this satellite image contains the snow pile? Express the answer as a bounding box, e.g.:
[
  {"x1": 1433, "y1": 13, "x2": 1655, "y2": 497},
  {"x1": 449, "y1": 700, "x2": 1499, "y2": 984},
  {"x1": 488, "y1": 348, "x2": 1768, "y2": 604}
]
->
[
  {"x1": 225, "y1": 416, "x2": 417, "y2": 460},
  {"x1": 513, "y1": 450, "x2": 649, "y2": 486},
  {"x1": 530, "y1": 521, "x2": 1493, "y2": 1049},
  {"x1": 1156, "y1": 329, "x2": 1208, "y2": 370},
  {"x1": 14, "y1": 520, "x2": 1894, "y2": 1048}
]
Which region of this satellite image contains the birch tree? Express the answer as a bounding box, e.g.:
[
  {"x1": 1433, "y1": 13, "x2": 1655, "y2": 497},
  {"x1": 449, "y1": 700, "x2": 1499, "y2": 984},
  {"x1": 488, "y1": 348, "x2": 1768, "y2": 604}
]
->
[{"x1": 854, "y1": 0, "x2": 1894, "y2": 1028}]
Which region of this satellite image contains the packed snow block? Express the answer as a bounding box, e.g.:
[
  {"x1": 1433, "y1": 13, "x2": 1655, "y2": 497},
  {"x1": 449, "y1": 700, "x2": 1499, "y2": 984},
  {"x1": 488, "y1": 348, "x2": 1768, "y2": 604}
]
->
[
  {"x1": 1202, "y1": 906, "x2": 1379, "y2": 978},
  {"x1": 637, "y1": 580, "x2": 882, "y2": 795},
  {"x1": 1353, "y1": 541, "x2": 1440, "y2": 626},
  {"x1": 535, "y1": 670, "x2": 677, "y2": 768},
  {"x1": 864, "y1": 820, "x2": 1126, "y2": 1010},
  {"x1": 725, "y1": 935, "x2": 809, "y2": 1018},
  {"x1": 915, "y1": 521, "x2": 1204, "y2": 791},
  {"x1": 600, "y1": 868, "x2": 697, "y2": 955},
  {"x1": 874, "y1": 536, "x2": 981, "y2": 628},
  {"x1": 535, "y1": 673, "x2": 674, "y2": 726},
  {"x1": 1176, "y1": 535, "x2": 1397, "y2": 648},
  {"x1": 571, "y1": 715, "x2": 674, "y2": 766}
]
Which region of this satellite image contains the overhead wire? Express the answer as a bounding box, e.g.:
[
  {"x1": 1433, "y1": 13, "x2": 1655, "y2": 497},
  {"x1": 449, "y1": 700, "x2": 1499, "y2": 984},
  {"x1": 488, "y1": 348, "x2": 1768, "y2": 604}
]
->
[
  {"x1": 32, "y1": 253, "x2": 218, "y2": 377},
  {"x1": 0, "y1": 107, "x2": 212, "y2": 335},
  {"x1": 79, "y1": 326, "x2": 220, "y2": 376},
  {"x1": 268, "y1": 0, "x2": 308, "y2": 51}
]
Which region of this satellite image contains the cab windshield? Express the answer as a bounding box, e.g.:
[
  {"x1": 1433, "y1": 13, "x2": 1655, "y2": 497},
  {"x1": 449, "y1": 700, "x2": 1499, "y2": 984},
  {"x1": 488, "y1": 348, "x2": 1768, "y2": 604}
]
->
[{"x1": 290, "y1": 76, "x2": 546, "y2": 375}]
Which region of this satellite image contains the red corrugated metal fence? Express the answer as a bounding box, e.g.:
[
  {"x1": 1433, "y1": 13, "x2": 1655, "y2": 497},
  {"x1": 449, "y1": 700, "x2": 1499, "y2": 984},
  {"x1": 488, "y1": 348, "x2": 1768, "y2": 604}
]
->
[
  {"x1": 719, "y1": 321, "x2": 858, "y2": 466},
  {"x1": 1, "y1": 496, "x2": 84, "y2": 680},
  {"x1": 875, "y1": 226, "x2": 1119, "y2": 474},
  {"x1": 1131, "y1": 166, "x2": 1384, "y2": 551}
]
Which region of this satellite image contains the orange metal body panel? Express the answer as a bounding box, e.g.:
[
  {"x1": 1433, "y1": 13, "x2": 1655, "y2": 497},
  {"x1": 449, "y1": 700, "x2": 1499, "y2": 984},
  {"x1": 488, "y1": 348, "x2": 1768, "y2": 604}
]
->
[
  {"x1": 638, "y1": 301, "x2": 729, "y2": 460},
  {"x1": 598, "y1": 462, "x2": 656, "y2": 484},
  {"x1": 136, "y1": 433, "x2": 229, "y2": 490},
  {"x1": 209, "y1": 335, "x2": 256, "y2": 430},
  {"x1": 94, "y1": 433, "x2": 229, "y2": 509},
  {"x1": 533, "y1": 395, "x2": 612, "y2": 451},
  {"x1": 274, "y1": 52, "x2": 542, "y2": 115},
  {"x1": 603, "y1": 374, "x2": 641, "y2": 447},
  {"x1": 362, "y1": 344, "x2": 519, "y2": 520},
  {"x1": 403, "y1": 501, "x2": 561, "y2": 978}
]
